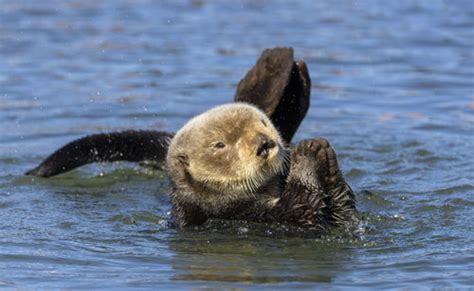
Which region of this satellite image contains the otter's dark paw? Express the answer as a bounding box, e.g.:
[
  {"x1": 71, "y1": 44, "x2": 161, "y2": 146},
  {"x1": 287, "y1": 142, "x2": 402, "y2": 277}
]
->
[{"x1": 289, "y1": 138, "x2": 341, "y2": 189}]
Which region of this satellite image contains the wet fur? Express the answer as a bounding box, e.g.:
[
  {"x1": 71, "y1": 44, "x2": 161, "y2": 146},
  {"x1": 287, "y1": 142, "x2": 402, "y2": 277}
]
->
[
  {"x1": 167, "y1": 104, "x2": 287, "y2": 216},
  {"x1": 166, "y1": 104, "x2": 356, "y2": 229}
]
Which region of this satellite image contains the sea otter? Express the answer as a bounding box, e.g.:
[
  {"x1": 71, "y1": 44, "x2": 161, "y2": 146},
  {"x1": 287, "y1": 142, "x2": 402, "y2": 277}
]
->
[
  {"x1": 166, "y1": 103, "x2": 356, "y2": 229},
  {"x1": 24, "y1": 47, "x2": 356, "y2": 229}
]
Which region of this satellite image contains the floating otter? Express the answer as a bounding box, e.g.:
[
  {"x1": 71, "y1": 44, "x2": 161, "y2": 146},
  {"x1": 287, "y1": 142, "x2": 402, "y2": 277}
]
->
[
  {"x1": 26, "y1": 47, "x2": 309, "y2": 177},
  {"x1": 24, "y1": 47, "x2": 356, "y2": 229},
  {"x1": 167, "y1": 103, "x2": 356, "y2": 228}
]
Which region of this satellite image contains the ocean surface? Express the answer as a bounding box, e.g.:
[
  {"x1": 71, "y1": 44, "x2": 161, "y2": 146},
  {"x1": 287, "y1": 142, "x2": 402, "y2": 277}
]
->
[{"x1": 0, "y1": 0, "x2": 473, "y2": 288}]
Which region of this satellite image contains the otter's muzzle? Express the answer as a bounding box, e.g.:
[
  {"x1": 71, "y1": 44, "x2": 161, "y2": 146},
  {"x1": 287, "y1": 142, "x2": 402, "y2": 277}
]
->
[{"x1": 256, "y1": 133, "x2": 276, "y2": 159}]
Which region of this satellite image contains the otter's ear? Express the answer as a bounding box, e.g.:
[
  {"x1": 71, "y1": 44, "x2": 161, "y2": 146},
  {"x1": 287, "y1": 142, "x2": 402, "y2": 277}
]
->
[{"x1": 176, "y1": 154, "x2": 189, "y2": 167}]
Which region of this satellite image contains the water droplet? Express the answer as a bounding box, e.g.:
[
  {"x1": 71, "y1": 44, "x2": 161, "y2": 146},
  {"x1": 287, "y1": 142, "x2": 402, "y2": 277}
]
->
[{"x1": 237, "y1": 226, "x2": 249, "y2": 235}]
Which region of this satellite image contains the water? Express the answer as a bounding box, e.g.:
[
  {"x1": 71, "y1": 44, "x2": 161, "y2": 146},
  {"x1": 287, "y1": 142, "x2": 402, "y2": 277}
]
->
[{"x1": 1, "y1": 0, "x2": 473, "y2": 288}]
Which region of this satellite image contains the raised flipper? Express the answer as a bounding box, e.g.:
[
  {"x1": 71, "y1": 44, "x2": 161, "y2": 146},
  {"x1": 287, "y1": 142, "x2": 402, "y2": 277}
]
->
[
  {"x1": 25, "y1": 130, "x2": 173, "y2": 177},
  {"x1": 234, "y1": 47, "x2": 311, "y2": 144}
]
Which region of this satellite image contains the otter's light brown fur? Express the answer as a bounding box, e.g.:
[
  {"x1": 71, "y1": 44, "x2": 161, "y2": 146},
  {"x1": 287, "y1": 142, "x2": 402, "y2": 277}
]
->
[{"x1": 166, "y1": 103, "x2": 287, "y2": 216}]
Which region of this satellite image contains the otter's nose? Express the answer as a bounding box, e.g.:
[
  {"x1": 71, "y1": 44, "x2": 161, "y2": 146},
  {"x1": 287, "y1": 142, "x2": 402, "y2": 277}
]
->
[{"x1": 256, "y1": 133, "x2": 276, "y2": 159}]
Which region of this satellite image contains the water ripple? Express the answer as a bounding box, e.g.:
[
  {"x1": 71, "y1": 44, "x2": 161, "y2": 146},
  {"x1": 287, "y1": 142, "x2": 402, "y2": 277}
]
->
[{"x1": 0, "y1": 0, "x2": 473, "y2": 288}]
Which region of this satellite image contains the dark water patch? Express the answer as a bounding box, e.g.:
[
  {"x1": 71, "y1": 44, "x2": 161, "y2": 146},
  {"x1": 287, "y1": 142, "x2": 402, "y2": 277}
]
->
[
  {"x1": 0, "y1": 253, "x2": 104, "y2": 267},
  {"x1": 443, "y1": 197, "x2": 474, "y2": 207},
  {"x1": 433, "y1": 184, "x2": 473, "y2": 195},
  {"x1": 345, "y1": 168, "x2": 366, "y2": 178},
  {"x1": 0, "y1": 201, "x2": 16, "y2": 209},
  {"x1": 108, "y1": 211, "x2": 168, "y2": 228}
]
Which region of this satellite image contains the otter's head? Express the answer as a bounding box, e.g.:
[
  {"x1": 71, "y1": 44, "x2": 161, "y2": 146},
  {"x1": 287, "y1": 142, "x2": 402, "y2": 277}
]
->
[{"x1": 166, "y1": 103, "x2": 287, "y2": 206}]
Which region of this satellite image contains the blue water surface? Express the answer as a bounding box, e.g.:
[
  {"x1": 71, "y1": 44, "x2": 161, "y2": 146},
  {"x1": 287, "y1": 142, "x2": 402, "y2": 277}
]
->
[{"x1": 0, "y1": 0, "x2": 473, "y2": 288}]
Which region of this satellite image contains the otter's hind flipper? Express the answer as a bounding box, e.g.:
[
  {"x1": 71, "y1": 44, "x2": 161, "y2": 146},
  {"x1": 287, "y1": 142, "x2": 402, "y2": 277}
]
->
[
  {"x1": 234, "y1": 47, "x2": 311, "y2": 144},
  {"x1": 25, "y1": 130, "x2": 173, "y2": 177}
]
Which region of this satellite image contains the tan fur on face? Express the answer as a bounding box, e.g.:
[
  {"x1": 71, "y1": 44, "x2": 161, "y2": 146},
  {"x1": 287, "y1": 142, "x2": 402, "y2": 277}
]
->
[{"x1": 166, "y1": 103, "x2": 287, "y2": 206}]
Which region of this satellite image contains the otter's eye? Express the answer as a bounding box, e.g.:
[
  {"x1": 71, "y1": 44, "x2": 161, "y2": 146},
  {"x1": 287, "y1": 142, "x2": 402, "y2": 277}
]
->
[
  {"x1": 261, "y1": 119, "x2": 267, "y2": 127},
  {"x1": 214, "y1": 142, "x2": 226, "y2": 149}
]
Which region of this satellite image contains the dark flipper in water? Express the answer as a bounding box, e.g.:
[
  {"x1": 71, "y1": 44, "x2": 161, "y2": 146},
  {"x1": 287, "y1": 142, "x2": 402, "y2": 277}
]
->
[
  {"x1": 26, "y1": 47, "x2": 311, "y2": 177},
  {"x1": 25, "y1": 130, "x2": 173, "y2": 177},
  {"x1": 234, "y1": 47, "x2": 311, "y2": 144}
]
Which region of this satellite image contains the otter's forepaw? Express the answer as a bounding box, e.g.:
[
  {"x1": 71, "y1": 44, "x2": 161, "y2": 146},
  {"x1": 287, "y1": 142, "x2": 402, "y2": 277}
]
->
[
  {"x1": 289, "y1": 138, "x2": 342, "y2": 189},
  {"x1": 288, "y1": 138, "x2": 326, "y2": 187}
]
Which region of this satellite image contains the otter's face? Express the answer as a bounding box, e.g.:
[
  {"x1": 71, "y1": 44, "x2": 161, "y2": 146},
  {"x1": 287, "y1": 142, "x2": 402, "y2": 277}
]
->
[{"x1": 167, "y1": 103, "x2": 287, "y2": 194}]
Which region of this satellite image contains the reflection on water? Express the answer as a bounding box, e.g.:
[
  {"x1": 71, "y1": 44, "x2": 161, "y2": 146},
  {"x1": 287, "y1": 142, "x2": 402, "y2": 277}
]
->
[
  {"x1": 170, "y1": 234, "x2": 339, "y2": 283},
  {"x1": 0, "y1": 0, "x2": 473, "y2": 288}
]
